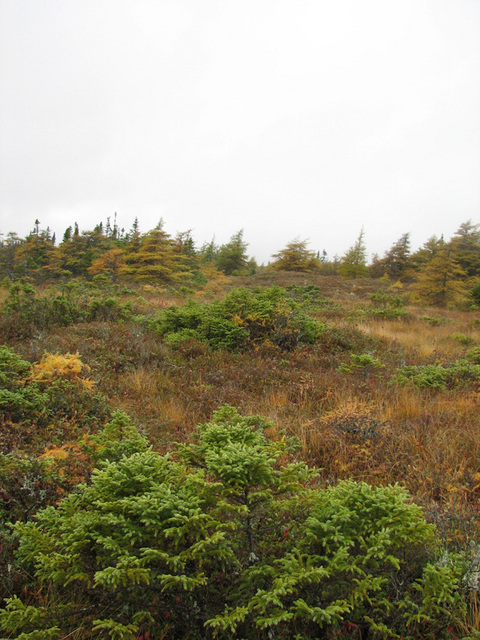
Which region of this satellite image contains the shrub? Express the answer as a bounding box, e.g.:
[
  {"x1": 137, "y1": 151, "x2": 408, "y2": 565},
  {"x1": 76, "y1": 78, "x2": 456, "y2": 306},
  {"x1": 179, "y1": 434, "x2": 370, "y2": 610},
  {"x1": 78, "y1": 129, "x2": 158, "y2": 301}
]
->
[
  {"x1": 85, "y1": 410, "x2": 150, "y2": 463},
  {"x1": 149, "y1": 287, "x2": 324, "y2": 352},
  {"x1": 369, "y1": 305, "x2": 408, "y2": 319},
  {"x1": 420, "y1": 314, "x2": 451, "y2": 326},
  {"x1": 29, "y1": 352, "x2": 94, "y2": 389},
  {"x1": 0, "y1": 281, "x2": 133, "y2": 338},
  {"x1": 393, "y1": 363, "x2": 450, "y2": 389},
  {"x1": 285, "y1": 284, "x2": 337, "y2": 311},
  {"x1": 470, "y1": 281, "x2": 480, "y2": 305},
  {"x1": 392, "y1": 360, "x2": 480, "y2": 390},
  {"x1": 86, "y1": 296, "x2": 132, "y2": 322},
  {"x1": 466, "y1": 346, "x2": 480, "y2": 364},
  {"x1": 338, "y1": 353, "x2": 384, "y2": 377},
  {"x1": 0, "y1": 346, "x2": 48, "y2": 422},
  {"x1": 368, "y1": 291, "x2": 408, "y2": 319},
  {"x1": 450, "y1": 332, "x2": 475, "y2": 347},
  {"x1": 212, "y1": 481, "x2": 464, "y2": 640},
  {"x1": 0, "y1": 283, "x2": 83, "y2": 338},
  {"x1": 0, "y1": 407, "x2": 471, "y2": 640}
]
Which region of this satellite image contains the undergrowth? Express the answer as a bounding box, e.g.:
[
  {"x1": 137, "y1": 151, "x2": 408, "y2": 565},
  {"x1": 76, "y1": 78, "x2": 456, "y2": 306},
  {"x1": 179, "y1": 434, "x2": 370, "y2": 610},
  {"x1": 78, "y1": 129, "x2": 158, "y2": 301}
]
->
[{"x1": 1, "y1": 274, "x2": 480, "y2": 638}]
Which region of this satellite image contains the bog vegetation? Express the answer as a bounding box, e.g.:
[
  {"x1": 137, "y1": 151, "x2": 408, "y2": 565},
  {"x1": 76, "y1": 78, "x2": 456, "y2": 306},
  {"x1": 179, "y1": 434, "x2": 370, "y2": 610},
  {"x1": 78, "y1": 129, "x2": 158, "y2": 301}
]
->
[{"x1": 0, "y1": 218, "x2": 480, "y2": 639}]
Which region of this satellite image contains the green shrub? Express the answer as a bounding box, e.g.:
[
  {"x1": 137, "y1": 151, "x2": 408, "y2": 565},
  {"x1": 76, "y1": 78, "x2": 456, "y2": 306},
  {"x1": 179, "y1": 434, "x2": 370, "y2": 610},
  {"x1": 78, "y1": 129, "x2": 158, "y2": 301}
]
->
[
  {"x1": 466, "y1": 346, "x2": 480, "y2": 364},
  {"x1": 149, "y1": 287, "x2": 323, "y2": 352},
  {"x1": 162, "y1": 327, "x2": 202, "y2": 346},
  {"x1": 285, "y1": 284, "x2": 337, "y2": 311},
  {"x1": 449, "y1": 359, "x2": 480, "y2": 384},
  {"x1": 338, "y1": 353, "x2": 384, "y2": 377},
  {"x1": 0, "y1": 346, "x2": 48, "y2": 421},
  {"x1": 85, "y1": 410, "x2": 150, "y2": 462},
  {"x1": 0, "y1": 281, "x2": 134, "y2": 338},
  {"x1": 0, "y1": 407, "x2": 471, "y2": 640},
  {"x1": 212, "y1": 481, "x2": 464, "y2": 639},
  {"x1": 450, "y1": 332, "x2": 475, "y2": 347},
  {"x1": 368, "y1": 291, "x2": 408, "y2": 319},
  {"x1": 0, "y1": 283, "x2": 83, "y2": 338},
  {"x1": 0, "y1": 346, "x2": 30, "y2": 382},
  {"x1": 369, "y1": 305, "x2": 408, "y2": 319},
  {"x1": 420, "y1": 314, "x2": 451, "y2": 326},
  {"x1": 470, "y1": 281, "x2": 480, "y2": 305},
  {"x1": 393, "y1": 360, "x2": 480, "y2": 389},
  {"x1": 86, "y1": 296, "x2": 132, "y2": 322},
  {"x1": 393, "y1": 363, "x2": 450, "y2": 389}
]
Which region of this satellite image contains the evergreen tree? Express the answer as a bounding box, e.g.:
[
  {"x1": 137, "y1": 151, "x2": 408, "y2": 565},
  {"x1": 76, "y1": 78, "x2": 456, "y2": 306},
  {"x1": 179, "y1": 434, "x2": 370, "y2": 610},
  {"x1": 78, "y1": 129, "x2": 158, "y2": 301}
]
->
[
  {"x1": 52, "y1": 224, "x2": 114, "y2": 277},
  {"x1": 410, "y1": 235, "x2": 445, "y2": 272},
  {"x1": 13, "y1": 224, "x2": 56, "y2": 281},
  {"x1": 199, "y1": 238, "x2": 219, "y2": 264},
  {"x1": 270, "y1": 239, "x2": 321, "y2": 272},
  {"x1": 62, "y1": 226, "x2": 72, "y2": 243},
  {"x1": 0, "y1": 232, "x2": 23, "y2": 280},
  {"x1": 375, "y1": 232, "x2": 412, "y2": 281},
  {"x1": 216, "y1": 230, "x2": 249, "y2": 275},
  {"x1": 125, "y1": 217, "x2": 142, "y2": 253},
  {"x1": 448, "y1": 220, "x2": 480, "y2": 277},
  {"x1": 122, "y1": 221, "x2": 182, "y2": 282},
  {"x1": 0, "y1": 407, "x2": 468, "y2": 640},
  {"x1": 88, "y1": 248, "x2": 127, "y2": 282},
  {"x1": 173, "y1": 230, "x2": 205, "y2": 282},
  {"x1": 413, "y1": 246, "x2": 468, "y2": 307},
  {"x1": 338, "y1": 229, "x2": 368, "y2": 279}
]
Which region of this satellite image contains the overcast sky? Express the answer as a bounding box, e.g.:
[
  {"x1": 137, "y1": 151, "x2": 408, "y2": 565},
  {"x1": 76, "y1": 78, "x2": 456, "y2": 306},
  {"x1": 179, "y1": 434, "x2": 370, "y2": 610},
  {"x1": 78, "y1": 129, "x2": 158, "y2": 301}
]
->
[{"x1": 1, "y1": 0, "x2": 479, "y2": 263}]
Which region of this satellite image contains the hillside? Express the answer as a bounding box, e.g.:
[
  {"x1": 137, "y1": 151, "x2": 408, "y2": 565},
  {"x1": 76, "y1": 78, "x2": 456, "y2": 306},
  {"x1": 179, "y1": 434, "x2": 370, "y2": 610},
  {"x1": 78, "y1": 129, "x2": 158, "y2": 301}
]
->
[{"x1": 1, "y1": 271, "x2": 480, "y2": 639}]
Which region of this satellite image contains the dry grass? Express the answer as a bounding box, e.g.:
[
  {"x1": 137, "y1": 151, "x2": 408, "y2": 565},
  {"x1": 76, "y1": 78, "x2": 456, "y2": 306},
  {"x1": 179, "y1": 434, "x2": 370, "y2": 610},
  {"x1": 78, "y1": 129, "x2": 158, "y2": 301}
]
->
[{"x1": 355, "y1": 309, "x2": 480, "y2": 360}]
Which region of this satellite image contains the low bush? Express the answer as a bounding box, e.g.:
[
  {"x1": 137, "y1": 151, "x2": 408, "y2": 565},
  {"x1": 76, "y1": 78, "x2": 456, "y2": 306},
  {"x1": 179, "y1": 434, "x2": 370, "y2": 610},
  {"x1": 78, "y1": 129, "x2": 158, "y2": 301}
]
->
[
  {"x1": 0, "y1": 281, "x2": 133, "y2": 339},
  {"x1": 368, "y1": 291, "x2": 409, "y2": 319},
  {"x1": 0, "y1": 407, "x2": 473, "y2": 640},
  {"x1": 420, "y1": 314, "x2": 454, "y2": 326},
  {"x1": 392, "y1": 359, "x2": 480, "y2": 389},
  {"x1": 285, "y1": 284, "x2": 338, "y2": 310},
  {"x1": 470, "y1": 281, "x2": 480, "y2": 305},
  {"x1": 0, "y1": 346, "x2": 48, "y2": 422},
  {"x1": 149, "y1": 286, "x2": 324, "y2": 352},
  {"x1": 450, "y1": 332, "x2": 475, "y2": 347},
  {"x1": 466, "y1": 346, "x2": 480, "y2": 364},
  {"x1": 338, "y1": 352, "x2": 385, "y2": 377}
]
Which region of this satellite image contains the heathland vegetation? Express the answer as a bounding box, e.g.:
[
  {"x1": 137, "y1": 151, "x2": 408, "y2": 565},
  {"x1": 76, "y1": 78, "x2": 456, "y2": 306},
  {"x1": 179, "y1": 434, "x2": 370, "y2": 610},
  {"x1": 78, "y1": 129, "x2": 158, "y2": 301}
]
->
[{"x1": 0, "y1": 219, "x2": 480, "y2": 639}]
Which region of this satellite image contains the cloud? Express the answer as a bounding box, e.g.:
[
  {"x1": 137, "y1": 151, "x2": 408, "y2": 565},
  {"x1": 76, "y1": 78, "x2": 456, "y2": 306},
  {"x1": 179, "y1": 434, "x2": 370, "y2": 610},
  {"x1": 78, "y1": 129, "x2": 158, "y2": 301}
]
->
[{"x1": 1, "y1": 0, "x2": 479, "y2": 262}]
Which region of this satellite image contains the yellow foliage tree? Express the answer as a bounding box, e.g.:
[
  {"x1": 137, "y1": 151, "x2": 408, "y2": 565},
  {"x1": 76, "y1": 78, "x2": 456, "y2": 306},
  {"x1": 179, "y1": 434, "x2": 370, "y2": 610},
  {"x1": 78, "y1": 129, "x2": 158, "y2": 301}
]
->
[{"x1": 87, "y1": 248, "x2": 126, "y2": 281}]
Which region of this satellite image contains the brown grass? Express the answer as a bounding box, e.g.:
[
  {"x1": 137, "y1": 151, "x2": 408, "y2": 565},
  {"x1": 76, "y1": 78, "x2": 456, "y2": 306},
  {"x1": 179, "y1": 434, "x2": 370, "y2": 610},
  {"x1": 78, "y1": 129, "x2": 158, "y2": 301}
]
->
[{"x1": 355, "y1": 309, "x2": 480, "y2": 360}]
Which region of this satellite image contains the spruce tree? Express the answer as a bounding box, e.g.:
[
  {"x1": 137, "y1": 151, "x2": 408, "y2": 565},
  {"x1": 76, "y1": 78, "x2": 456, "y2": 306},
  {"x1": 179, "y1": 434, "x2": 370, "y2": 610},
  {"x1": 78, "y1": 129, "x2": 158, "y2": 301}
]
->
[
  {"x1": 338, "y1": 229, "x2": 368, "y2": 278},
  {"x1": 377, "y1": 232, "x2": 412, "y2": 281},
  {"x1": 216, "y1": 230, "x2": 249, "y2": 276},
  {"x1": 448, "y1": 220, "x2": 480, "y2": 277},
  {"x1": 413, "y1": 246, "x2": 468, "y2": 306},
  {"x1": 270, "y1": 238, "x2": 321, "y2": 272},
  {"x1": 122, "y1": 221, "x2": 182, "y2": 282}
]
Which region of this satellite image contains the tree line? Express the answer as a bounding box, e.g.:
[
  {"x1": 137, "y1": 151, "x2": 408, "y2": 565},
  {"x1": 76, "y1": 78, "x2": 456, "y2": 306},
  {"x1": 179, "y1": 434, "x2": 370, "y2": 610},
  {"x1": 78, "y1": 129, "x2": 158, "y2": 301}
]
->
[{"x1": 1, "y1": 218, "x2": 479, "y2": 306}]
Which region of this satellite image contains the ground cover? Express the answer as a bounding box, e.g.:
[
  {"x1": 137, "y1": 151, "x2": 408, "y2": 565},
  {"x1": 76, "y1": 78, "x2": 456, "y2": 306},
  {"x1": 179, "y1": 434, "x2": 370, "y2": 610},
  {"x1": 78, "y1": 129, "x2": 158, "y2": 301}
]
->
[{"x1": 1, "y1": 272, "x2": 480, "y2": 638}]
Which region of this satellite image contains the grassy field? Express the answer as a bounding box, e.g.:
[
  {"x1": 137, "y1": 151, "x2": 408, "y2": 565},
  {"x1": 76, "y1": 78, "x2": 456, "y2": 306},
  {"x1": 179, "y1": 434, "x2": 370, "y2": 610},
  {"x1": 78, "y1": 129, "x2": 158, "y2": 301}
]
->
[
  {"x1": 3, "y1": 272, "x2": 479, "y2": 542},
  {"x1": 1, "y1": 271, "x2": 480, "y2": 638}
]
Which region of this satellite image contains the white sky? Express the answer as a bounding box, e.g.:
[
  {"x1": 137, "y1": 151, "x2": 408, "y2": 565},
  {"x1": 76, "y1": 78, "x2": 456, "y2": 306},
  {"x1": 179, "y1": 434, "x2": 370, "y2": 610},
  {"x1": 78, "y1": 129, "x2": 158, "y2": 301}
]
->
[{"x1": 1, "y1": 0, "x2": 479, "y2": 263}]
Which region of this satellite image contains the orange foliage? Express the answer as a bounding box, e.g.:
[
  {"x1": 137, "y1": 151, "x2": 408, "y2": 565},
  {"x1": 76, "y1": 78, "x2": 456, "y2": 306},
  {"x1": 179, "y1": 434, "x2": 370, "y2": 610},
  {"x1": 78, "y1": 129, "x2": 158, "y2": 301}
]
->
[{"x1": 29, "y1": 352, "x2": 95, "y2": 390}]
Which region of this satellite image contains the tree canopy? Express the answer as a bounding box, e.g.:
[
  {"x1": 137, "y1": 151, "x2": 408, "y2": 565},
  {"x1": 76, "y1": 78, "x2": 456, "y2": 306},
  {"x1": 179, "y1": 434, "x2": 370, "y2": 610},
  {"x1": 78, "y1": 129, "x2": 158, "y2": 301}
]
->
[{"x1": 270, "y1": 238, "x2": 321, "y2": 272}]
